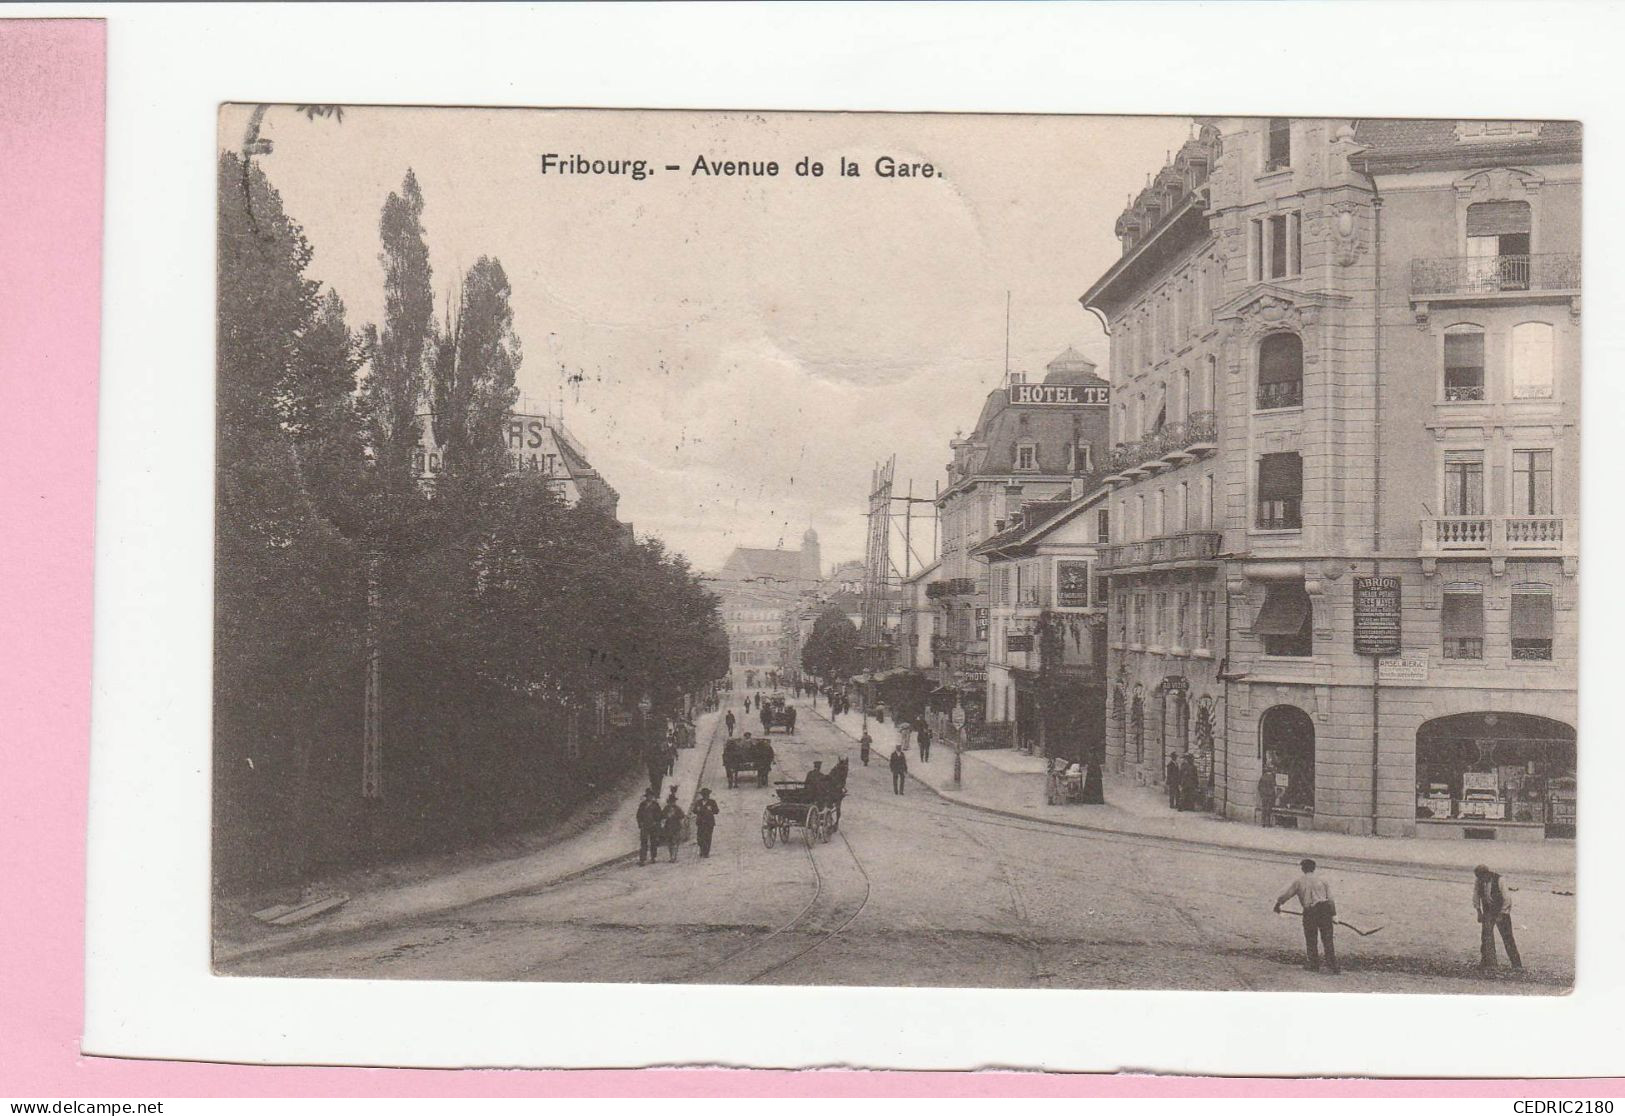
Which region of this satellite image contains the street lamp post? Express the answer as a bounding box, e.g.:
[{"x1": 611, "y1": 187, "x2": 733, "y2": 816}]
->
[{"x1": 951, "y1": 700, "x2": 966, "y2": 787}]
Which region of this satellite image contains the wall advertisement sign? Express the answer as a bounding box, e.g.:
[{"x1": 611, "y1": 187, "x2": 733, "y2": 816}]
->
[
  {"x1": 1353, "y1": 575, "x2": 1402, "y2": 655},
  {"x1": 1056, "y1": 561, "x2": 1092, "y2": 608}
]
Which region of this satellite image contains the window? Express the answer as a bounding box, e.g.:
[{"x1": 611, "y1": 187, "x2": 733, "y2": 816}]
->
[
  {"x1": 1265, "y1": 117, "x2": 1291, "y2": 171},
  {"x1": 1250, "y1": 212, "x2": 1301, "y2": 280},
  {"x1": 1510, "y1": 584, "x2": 1554, "y2": 661},
  {"x1": 1176, "y1": 590, "x2": 1191, "y2": 648},
  {"x1": 1154, "y1": 592, "x2": 1169, "y2": 646},
  {"x1": 1015, "y1": 443, "x2": 1037, "y2": 471},
  {"x1": 1096, "y1": 508, "x2": 1110, "y2": 543},
  {"x1": 1443, "y1": 325, "x2": 1486, "y2": 401},
  {"x1": 1512, "y1": 449, "x2": 1554, "y2": 515},
  {"x1": 1257, "y1": 333, "x2": 1304, "y2": 409},
  {"x1": 1069, "y1": 442, "x2": 1093, "y2": 474},
  {"x1": 1441, "y1": 582, "x2": 1485, "y2": 660},
  {"x1": 1136, "y1": 494, "x2": 1146, "y2": 541},
  {"x1": 1115, "y1": 595, "x2": 1128, "y2": 643},
  {"x1": 1511, "y1": 322, "x2": 1555, "y2": 399},
  {"x1": 1133, "y1": 593, "x2": 1147, "y2": 644},
  {"x1": 1177, "y1": 482, "x2": 1190, "y2": 530},
  {"x1": 1198, "y1": 589, "x2": 1216, "y2": 650},
  {"x1": 1256, "y1": 452, "x2": 1303, "y2": 530},
  {"x1": 1465, "y1": 201, "x2": 1531, "y2": 290},
  {"x1": 1202, "y1": 474, "x2": 1215, "y2": 530},
  {"x1": 1443, "y1": 450, "x2": 1484, "y2": 516},
  {"x1": 1153, "y1": 489, "x2": 1166, "y2": 536},
  {"x1": 1255, "y1": 581, "x2": 1313, "y2": 657}
]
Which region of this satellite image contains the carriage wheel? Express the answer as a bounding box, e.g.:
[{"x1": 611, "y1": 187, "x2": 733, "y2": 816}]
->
[
  {"x1": 820, "y1": 808, "x2": 835, "y2": 842},
  {"x1": 762, "y1": 823, "x2": 776, "y2": 848}
]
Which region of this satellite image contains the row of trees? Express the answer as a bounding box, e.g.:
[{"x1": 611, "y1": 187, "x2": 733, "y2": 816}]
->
[
  {"x1": 800, "y1": 605, "x2": 862, "y2": 683},
  {"x1": 214, "y1": 145, "x2": 727, "y2": 895}
]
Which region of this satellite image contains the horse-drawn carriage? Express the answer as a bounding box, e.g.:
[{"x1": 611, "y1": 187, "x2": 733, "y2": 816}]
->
[
  {"x1": 761, "y1": 781, "x2": 843, "y2": 847},
  {"x1": 722, "y1": 736, "x2": 776, "y2": 788},
  {"x1": 758, "y1": 695, "x2": 797, "y2": 734}
]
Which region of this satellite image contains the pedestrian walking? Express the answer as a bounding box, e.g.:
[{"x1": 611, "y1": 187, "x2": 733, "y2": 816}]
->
[
  {"x1": 898, "y1": 721, "x2": 915, "y2": 753},
  {"x1": 860, "y1": 730, "x2": 872, "y2": 766},
  {"x1": 889, "y1": 744, "x2": 908, "y2": 795},
  {"x1": 725, "y1": 709, "x2": 736, "y2": 736},
  {"x1": 646, "y1": 747, "x2": 667, "y2": 796},
  {"x1": 1473, "y1": 864, "x2": 1523, "y2": 971},
  {"x1": 1258, "y1": 766, "x2": 1276, "y2": 828},
  {"x1": 759, "y1": 702, "x2": 772, "y2": 735},
  {"x1": 787, "y1": 705, "x2": 797, "y2": 733},
  {"x1": 636, "y1": 789, "x2": 663, "y2": 866},
  {"x1": 662, "y1": 789, "x2": 686, "y2": 862},
  {"x1": 1166, "y1": 754, "x2": 1182, "y2": 809},
  {"x1": 1179, "y1": 752, "x2": 1198, "y2": 811},
  {"x1": 692, "y1": 788, "x2": 720, "y2": 858},
  {"x1": 918, "y1": 721, "x2": 933, "y2": 763},
  {"x1": 664, "y1": 740, "x2": 677, "y2": 776},
  {"x1": 1274, "y1": 858, "x2": 1340, "y2": 974}
]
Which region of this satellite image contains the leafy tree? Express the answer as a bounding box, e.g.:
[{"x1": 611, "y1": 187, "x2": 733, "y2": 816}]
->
[{"x1": 802, "y1": 604, "x2": 861, "y2": 682}]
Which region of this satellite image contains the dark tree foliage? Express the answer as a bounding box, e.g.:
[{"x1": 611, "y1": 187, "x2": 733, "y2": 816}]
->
[
  {"x1": 801, "y1": 605, "x2": 862, "y2": 682},
  {"x1": 431, "y1": 257, "x2": 522, "y2": 477},
  {"x1": 215, "y1": 154, "x2": 728, "y2": 896}
]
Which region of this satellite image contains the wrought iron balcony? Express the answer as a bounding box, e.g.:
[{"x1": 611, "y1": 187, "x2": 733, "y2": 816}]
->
[
  {"x1": 1256, "y1": 380, "x2": 1303, "y2": 411},
  {"x1": 1103, "y1": 413, "x2": 1219, "y2": 484},
  {"x1": 1411, "y1": 253, "x2": 1581, "y2": 298}
]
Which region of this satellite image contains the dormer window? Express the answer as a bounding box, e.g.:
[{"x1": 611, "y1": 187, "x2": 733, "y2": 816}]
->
[{"x1": 1015, "y1": 443, "x2": 1038, "y2": 471}]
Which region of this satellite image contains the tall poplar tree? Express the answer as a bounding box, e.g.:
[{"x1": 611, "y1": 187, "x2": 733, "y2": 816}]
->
[
  {"x1": 366, "y1": 169, "x2": 435, "y2": 487},
  {"x1": 431, "y1": 256, "x2": 522, "y2": 476}
]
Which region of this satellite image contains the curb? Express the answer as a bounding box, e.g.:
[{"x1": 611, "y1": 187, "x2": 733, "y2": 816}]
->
[
  {"x1": 216, "y1": 714, "x2": 727, "y2": 967},
  {"x1": 809, "y1": 705, "x2": 1573, "y2": 880}
]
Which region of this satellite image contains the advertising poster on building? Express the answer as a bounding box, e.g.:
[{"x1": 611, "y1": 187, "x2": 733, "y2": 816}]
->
[
  {"x1": 1057, "y1": 560, "x2": 1092, "y2": 608},
  {"x1": 1353, "y1": 575, "x2": 1402, "y2": 655}
]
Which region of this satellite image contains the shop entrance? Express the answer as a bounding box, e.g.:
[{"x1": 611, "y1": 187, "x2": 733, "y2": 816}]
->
[
  {"x1": 1016, "y1": 688, "x2": 1040, "y2": 754},
  {"x1": 1260, "y1": 705, "x2": 1315, "y2": 821},
  {"x1": 1416, "y1": 713, "x2": 1575, "y2": 838}
]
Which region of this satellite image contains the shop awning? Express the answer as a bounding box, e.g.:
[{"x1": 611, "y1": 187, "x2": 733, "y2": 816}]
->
[
  {"x1": 1442, "y1": 587, "x2": 1485, "y2": 638},
  {"x1": 1253, "y1": 582, "x2": 1311, "y2": 636}
]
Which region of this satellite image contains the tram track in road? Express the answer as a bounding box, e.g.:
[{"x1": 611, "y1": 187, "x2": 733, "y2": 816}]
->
[{"x1": 668, "y1": 696, "x2": 874, "y2": 985}]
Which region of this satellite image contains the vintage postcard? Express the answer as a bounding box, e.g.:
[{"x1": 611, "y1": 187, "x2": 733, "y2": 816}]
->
[{"x1": 211, "y1": 105, "x2": 1577, "y2": 996}]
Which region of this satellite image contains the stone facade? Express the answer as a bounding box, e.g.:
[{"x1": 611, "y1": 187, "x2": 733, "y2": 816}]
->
[{"x1": 1084, "y1": 118, "x2": 1579, "y2": 839}]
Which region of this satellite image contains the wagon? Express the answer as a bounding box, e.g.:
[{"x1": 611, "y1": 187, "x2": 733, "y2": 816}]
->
[
  {"x1": 761, "y1": 781, "x2": 842, "y2": 847},
  {"x1": 758, "y1": 699, "x2": 798, "y2": 735}
]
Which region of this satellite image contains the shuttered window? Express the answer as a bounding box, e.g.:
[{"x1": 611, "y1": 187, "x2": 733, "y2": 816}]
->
[
  {"x1": 1441, "y1": 583, "x2": 1484, "y2": 660},
  {"x1": 1511, "y1": 584, "x2": 1554, "y2": 660},
  {"x1": 1256, "y1": 452, "x2": 1303, "y2": 530},
  {"x1": 1465, "y1": 201, "x2": 1531, "y2": 237},
  {"x1": 1257, "y1": 333, "x2": 1304, "y2": 409},
  {"x1": 1443, "y1": 325, "x2": 1486, "y2": 401}
]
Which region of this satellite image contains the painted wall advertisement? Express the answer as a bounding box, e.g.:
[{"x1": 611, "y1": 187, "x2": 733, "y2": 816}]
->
[{"x1": 1353, "y1": 575, "x2": 1402, "y2": 655}]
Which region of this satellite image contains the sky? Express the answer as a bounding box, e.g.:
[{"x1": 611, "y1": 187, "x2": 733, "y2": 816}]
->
[{"x1": 221, "y1": 106, "x2": 1192, "y2": 572}]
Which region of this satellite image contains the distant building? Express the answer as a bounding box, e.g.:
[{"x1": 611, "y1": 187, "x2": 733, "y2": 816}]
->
[
  {"x1": 932, "y1": 349, "x2": 1112, "y2": 732},
  {"x1": 715, "y1": 528, "x2": 823, "y2": 689}
]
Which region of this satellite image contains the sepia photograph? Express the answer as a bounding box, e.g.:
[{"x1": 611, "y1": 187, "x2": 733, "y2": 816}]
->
[{"x1": 211, "y1": 105, "x2": 1579, "y2": 995}]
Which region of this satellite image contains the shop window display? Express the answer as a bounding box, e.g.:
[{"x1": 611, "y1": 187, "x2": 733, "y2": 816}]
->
[{"x1": 1415, "y1": 712, "x2": 1575, "y2": 837}]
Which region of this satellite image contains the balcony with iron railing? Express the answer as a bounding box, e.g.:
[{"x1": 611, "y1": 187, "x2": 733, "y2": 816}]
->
[
  {"x1": 1098, "y1": 529, "x2": 1223, "y2": 571},
  {"x1": 1420, "y1": 514, "x2": 1575, "y2": 556},
  {"x1": 1411, "y1": 253, "x2": 1581, "y2": 299},
  {"x1": 1100, "y1": 410, "x2": 1220, "y2": 484}
]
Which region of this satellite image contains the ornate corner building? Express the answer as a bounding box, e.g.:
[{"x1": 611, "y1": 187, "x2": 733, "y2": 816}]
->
[{"x1": 1082, "y1": 118, "x2": 1579, "y2": 840}]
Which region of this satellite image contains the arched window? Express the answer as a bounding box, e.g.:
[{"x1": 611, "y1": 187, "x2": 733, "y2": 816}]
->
[
  {"x1": 1260, "y1": 704, "x2": 1316, "y2": 812},
  {"x1": 1257, "y1": 333, "x2": 1303, "y2": 410},
  {"x1": 1443, "y1": 324, "x2": 1486, "y2": 401},
  {"x1": 1466, "y1": 201, "x2": 1531, "y2": 290},
  {"x1": 1511, "y1": 322, "x2": 1555, "y2": 399}
]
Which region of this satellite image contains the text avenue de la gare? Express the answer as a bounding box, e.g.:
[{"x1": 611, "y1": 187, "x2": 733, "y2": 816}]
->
[{"x1": 539, "y1": 153, "x2": 939, "y2": 181}]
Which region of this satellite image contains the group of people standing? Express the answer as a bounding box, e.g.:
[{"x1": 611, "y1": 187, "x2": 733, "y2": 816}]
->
[
  {"x1": 636, "y1": 784, "x2": 721, "y2": 864},
  {"x1": 1164, "y1": 751, "x2": 1202, "y2": 812}
]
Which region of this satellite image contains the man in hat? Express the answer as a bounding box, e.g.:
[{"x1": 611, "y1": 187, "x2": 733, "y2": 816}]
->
[
  {"x1": 1274, "y1": 857, "x2": 1340, "y2": 974},
  {"x1": 1166, "y1": 754, "x2": 1182, "y2": 809},
  {"x1": 635, "y1": 789, "x2": 663, "y2": 866},
  {"x1": 661, "y1": 787, "x2": 686, "y2": 862},
  {"x1": 725, "y1": 709, "x2": 736, "y2": 736},
  {"x1": 803, "y1": 760, "x2": 827, "y2": 801},
  {"x1": 1258, "y1": 765, "x2": 1277, "y2": 828},
  {"x1": 1473, "y1": 864, "x2": 1523, "y2": 971},
  {"x1": 692, "y1": 788, "x2": 721, "y2": 858},
  {"x1": 889, "y1": 744, "x2": 908, "y2": 795}
]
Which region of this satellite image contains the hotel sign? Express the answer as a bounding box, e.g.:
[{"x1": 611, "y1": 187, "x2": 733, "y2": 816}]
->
[
  {"x1": 1353, "y1": 575, "x2": 1402, "y2": 655},
  {"x1": 1008, "y1": 383, "x2": 1110, "y2": 407}
]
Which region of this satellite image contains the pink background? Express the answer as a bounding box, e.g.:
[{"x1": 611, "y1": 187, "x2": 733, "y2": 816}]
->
[{"x1": 0, "y1": 14, "x2": 1617, "y2": 1100}]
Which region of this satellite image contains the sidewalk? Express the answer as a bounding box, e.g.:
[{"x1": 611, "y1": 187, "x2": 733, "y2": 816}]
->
[
  {"x1": 215, "y1": 710, "x2": 727, "y2": 964},
  {"x1": 814, "y1": 703, "x2": 1575, "y2": 880}
]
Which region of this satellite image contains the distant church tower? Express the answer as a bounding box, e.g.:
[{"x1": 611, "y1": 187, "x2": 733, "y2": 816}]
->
[{"x1": 801, "y1": 527, "x2": 821, "y2": 582}]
